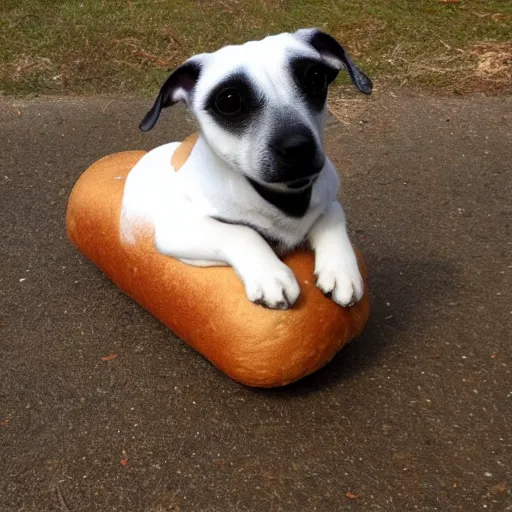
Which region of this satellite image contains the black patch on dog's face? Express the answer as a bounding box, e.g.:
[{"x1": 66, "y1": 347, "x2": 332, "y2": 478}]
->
[
  {"x1": 203, "y1": 71, "x2": 264, "y2": 134},
  {"x1": 247, "y1": 178, "x2": 312, "y2": 218},
  {"x1": 289, "y1": 57, "x2": 339, "y2": 111}
]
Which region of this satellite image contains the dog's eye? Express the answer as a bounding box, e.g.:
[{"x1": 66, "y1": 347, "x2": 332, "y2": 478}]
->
[
  {"x1": 215, "y1": 88, "x2": 243, "y2": 115},
  {"x1": 303, "y1": 65, "x2": 328, "y2": 96}
]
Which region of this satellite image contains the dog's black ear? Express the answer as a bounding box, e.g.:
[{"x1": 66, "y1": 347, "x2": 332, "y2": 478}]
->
[
  {"x1": 296, "y1": 28, "x2": 372, "y2": 95},
  {"x1": 140, "y1": 60, "x2": 202, "y2": 132}
]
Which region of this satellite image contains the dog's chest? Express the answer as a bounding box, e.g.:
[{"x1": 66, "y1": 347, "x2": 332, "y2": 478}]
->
[
  {"x1": 210, "y1": 188, "x2": 326, "y2": 250},
  {"x1": 172, "y1": 140, "x2": 339, "y2": 248},
  {"x1": 184, "y1": 167, "x2": 336, "y2": 249}
]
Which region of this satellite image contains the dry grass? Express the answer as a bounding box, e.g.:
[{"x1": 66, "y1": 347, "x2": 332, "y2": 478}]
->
[
  {"x1": 380, "y1": 40, "x2": 512, "y2": 95},
  {"x1": 0, "y1": 0, "x2": 511, "y2": 97},
  {"x1": 469, "y1": 42, "x2": 512, "y2": 88},
  {"x1": 327, "y1": 92, "x2": 371, "y2": 124}
]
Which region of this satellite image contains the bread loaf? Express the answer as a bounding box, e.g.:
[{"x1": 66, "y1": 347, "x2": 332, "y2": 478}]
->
[{"x1": 66, "y1": 138, "x2": 370, "y2": 387}]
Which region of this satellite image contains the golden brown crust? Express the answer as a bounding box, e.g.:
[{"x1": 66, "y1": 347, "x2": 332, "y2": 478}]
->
[{"x1": 66, "y1": 146, "x2": 370, "y2": 387}]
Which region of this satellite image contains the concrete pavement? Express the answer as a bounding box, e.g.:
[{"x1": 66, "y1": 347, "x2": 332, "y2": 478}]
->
[{"x1": 0, "y1": 93, "x2": 511, "y2": 511}]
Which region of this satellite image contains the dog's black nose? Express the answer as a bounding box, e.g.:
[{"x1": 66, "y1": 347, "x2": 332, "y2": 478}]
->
[
  {"x1": 272, "y1": 132, "x2": 317, "y2": 165},
  {"x1": 267, "y1": 125, "x2": 324, "y2": 183}
]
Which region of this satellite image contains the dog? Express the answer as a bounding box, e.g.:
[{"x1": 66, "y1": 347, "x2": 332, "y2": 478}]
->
[{"x1": 120, "y1": 28, "x2": 372, "y2": 310}]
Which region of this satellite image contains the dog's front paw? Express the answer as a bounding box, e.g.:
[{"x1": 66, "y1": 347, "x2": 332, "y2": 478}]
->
[
  {"x1": 243, "y1": 263, "x2": 300, "y2": 310},
  {"x1": 314, "y1": 256, "x2": 364, "y2": 307}
]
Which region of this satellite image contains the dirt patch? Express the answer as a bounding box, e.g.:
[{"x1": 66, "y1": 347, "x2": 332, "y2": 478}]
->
[
  {"x1": 327, "y1": 91, "x2": 371, "y2": 124},
  {"x1": 6, "y1": 55, "x2": 55, "y2": 81},
  {"x1": 466, "y1": 42, "x2": 512, "y2": 93}
]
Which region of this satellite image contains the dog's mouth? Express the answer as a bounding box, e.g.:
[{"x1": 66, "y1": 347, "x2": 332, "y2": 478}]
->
[{"x1": 259, "y1": 173, "x2": 320, "y2": 194}]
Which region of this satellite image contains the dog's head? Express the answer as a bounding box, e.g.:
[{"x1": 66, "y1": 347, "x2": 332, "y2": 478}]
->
[{"x1": 140, "y1": 29, "x2": 372, "y2": 189}]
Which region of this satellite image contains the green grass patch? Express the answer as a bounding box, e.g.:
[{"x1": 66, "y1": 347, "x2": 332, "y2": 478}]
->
[{"x1": 1, "y1": 0, "x2": 511, "y2": 97}]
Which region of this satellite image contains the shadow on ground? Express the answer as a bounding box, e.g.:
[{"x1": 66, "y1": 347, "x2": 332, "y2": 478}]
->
[{"x1": 268, "y1": 256, "x2": 459, "y2": 397}]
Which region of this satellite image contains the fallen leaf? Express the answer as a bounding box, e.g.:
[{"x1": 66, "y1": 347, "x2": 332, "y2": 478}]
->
[
  {"x1": 101, "y1": 354, "x2": 118, "y2": 361},
  {"x1": 490, "y1": 482, "x2": 508, "y2": 495},
  {"x1": 346, "y1": 492, "x2": 360, "y2": 500},
  {"x1": 1, "y1": 418, "x2": 9, "y2": 426}
]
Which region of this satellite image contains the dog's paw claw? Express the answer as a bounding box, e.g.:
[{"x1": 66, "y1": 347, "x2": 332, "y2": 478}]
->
[
  {"x1": 315, "y1": 263, "x2": 363, "y2": 307},
  {"x1": 244, "y1": 263, "x2": 300, "y2": 310}
]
